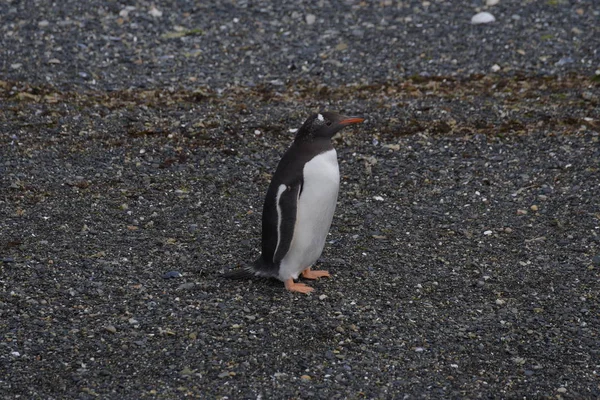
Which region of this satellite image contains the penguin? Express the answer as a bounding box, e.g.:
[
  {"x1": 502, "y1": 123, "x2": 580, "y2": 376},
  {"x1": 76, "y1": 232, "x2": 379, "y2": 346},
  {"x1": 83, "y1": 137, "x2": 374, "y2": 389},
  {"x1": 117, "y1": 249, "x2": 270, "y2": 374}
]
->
[{"x1": 225, "y1": 111, "x2": 364, "y2": 293}]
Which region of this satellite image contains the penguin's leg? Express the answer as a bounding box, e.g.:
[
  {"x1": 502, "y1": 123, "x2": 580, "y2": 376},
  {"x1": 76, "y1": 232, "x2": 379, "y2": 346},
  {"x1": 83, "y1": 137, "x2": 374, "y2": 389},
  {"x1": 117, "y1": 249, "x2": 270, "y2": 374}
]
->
[
  {"x1": 301, "y1": 267, "x2": 331, "y2": 280},
  {"x1": 284, "y1": 279, "x2": 314, "y2": 294}
]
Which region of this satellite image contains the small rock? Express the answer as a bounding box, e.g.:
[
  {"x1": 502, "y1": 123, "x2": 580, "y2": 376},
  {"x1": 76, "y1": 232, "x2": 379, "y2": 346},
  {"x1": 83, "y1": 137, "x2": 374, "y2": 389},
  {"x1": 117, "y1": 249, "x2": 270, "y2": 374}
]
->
[
  {"x1": 162, "y1": 271, "x2": 182, "y2": 279},
  {"x1": 538, "y1": 195, "x2": 548, "y2": 201},
  {"x1": 180, "y1": 367, "x2": 195, "y2": 376},
  {"x1": 300, "y1": 375, "x2": 311, "y2": 381},
  {"x1": 483, "y1": 230, "x2": 493, "y2": 236},
  {"x1": 581, "y1": 91, "x2": 595, "y2": 101},
  {"x1": 557, "y1": 387, "x2": 567, "y2": 394},
  {"x1": 495, "y1": 299, "x2": 505, "y2": 305},
  {"x1": 104, "y1": 325, "x2": 117, "y2": 334},
  {"x1": 218, "y1": 371, "x2": 230, "y2": 378},
  {"x1": 373, "y1": 196, "x2": 384, "y2": 201},
  {"x1": 38, "y1": 20, "x2": 49, "y2": 28},
  {"x1": 414, "y1": 347, "x2": 425, "y2": 352},
  {"x1": 10, "y1": 63, "x2": 22, "y2": 70},
  {"x1": 336, "y1": 42, "x2": 348, "y2": 51},
  {"x1": 555, "y1": 57, "x2": 574, "y2": 66},
  {"x1": 486, "y1": 0, "x2": 500, "y2": 5},
  {"x1": 1, "y1": 257, "x2": 15, "y2": 263},
  {"x1": 491, "y1": 64, "x2": 501, "y2": 72},
  {"x1": 504, "y1": 227, "x2": 513, "y2": 233},
  {"x1": 148, "y1": 6, "x2": 163, "y2": 17},
  {"x1": 319, "y1": 294, "x2": 327, "y2": 300},
  {"x1": 177, "y1": 282, "x2": 195, "y2": 290},
  {"x1": 305, "y1": 14, "x2": 316, "y2": 25},
  {"x1": 530, "y1": 205, "x2": 539, "y2": 211},
  {"x1": 591, "y1": 255, "x2": 600, "y2": 267},
  {"x1": 471, "y1": 12, "x2": 495, "y2": 24},
  {"x1": 517, "y1": 209, "x2": 528, "y2": 215},
  {"x1": 48, "y1": 58, "x2": 61, "y2": 64}
]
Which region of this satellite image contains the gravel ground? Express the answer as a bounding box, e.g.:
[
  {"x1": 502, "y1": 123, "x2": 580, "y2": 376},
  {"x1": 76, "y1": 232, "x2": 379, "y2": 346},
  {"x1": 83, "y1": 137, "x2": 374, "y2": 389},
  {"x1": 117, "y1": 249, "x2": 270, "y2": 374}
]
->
[{"x1": 1, "y1": 0, "x2": 600, "y2": 399}]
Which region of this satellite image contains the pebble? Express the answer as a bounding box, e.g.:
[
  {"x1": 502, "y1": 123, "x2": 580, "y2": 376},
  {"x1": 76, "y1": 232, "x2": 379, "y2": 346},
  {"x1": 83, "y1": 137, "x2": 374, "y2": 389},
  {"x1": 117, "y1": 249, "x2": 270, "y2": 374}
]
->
[
  {"x1": 486, "y1": 0, "x2": 500, "y2": 5},
  {"x1": 530, "y1": 205, "x2": 538, "y2": 211},
  {"x1": 218, "y1": 371, "x2": 230, "y2": 378},
  {"x1": 305, "y1": 14, "x2": 316, "y2": 25},
  {"x1": 300, "y1": 375, "x2": 311, "y2": 381},
  {"x1": 162, "y1": 271, "x2": 182, "y2": 279},
  {"x1": 104, "y1": 325, "x2": 117, "y2": 334},
  {"x1": 555, "y1": 57, "x2": 574, "y2": 66},
  {"x1": 148, "y1": 6, "x2": 163, "y2": 17},
  {"x1": 319, "y1": 294, "x2": 328, "y2": 300},
  {"x1": 483, "y1": 230, "x2": 493, "y2": 235},
  {"x1": 1, "y1": 257, "x2": 15, "y2": 263},
  {"x1": 177, "y1": 282, "x2": 195, "y2": 290},
  {"x1": 504, "y1": 227, "x2": 513, "y2": 233},
  {"x1": 471, "y1": 12, "x2": 495, "y2": 24},
  {"x1": 592, "y1": 255, "x2": 600, "y2": 267},
  {"x1": 517, "y1": 209, "x2": 528, "y2": 215},
  {"x1": 495, "y1": 299, "x2": 506, "y2": 305},
  {"x1": 491, "y1": 64, "x2": 501, "y2": 72},
  {"x1": 538, "y1": 195, "x2": 548, "y2": 201},
  {"x1": 557, "y1": 387, "x2": 567, "y2": 393}
]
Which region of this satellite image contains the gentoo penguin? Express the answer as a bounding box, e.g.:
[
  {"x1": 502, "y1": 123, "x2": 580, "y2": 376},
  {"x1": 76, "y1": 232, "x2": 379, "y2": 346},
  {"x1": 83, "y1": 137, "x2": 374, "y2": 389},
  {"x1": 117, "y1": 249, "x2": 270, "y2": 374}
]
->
[{"x1": 226, "y1": 112, "x2": 364, "y2": 293}]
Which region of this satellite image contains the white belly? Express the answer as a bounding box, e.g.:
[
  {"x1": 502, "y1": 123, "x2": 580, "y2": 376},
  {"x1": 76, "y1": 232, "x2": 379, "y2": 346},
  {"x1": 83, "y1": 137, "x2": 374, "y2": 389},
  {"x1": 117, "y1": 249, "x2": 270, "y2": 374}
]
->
[{"x1": 278, "y1": 149, "x2": 339, "y2": 281}]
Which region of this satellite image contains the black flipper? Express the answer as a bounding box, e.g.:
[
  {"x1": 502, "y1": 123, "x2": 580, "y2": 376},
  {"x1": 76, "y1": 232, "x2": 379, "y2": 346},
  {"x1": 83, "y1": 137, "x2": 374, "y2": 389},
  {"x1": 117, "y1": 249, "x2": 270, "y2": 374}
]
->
[{"x1": 272, "y1": 181, "x2": 302, "y2": 264}]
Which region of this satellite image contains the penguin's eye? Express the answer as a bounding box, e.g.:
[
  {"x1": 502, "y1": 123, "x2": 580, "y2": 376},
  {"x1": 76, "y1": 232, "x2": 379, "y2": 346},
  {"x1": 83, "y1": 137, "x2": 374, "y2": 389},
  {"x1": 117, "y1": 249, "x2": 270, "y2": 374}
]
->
[{"x1": 326, "y1": 121, "x2": 332, "y2": 126}]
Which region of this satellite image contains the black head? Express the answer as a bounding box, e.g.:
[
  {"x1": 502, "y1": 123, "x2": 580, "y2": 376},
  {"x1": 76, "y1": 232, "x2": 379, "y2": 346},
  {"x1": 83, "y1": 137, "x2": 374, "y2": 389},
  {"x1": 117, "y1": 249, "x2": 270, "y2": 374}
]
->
[{"x1": 295, "y1": 111, "x2": 364, "y2": 141}]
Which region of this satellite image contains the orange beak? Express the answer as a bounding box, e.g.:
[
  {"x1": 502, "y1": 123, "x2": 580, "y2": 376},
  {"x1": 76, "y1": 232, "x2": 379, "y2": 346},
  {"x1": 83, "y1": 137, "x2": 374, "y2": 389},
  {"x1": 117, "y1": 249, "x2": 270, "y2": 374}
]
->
[{"x1": 339, "y1": 117, "x2": 365, "y2": 125}]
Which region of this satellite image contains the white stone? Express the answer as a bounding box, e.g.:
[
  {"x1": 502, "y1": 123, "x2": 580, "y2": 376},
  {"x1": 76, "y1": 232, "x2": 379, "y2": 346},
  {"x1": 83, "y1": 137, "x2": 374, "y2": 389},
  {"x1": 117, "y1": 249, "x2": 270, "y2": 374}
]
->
[
  {"x1": 373, "y1": 196, "x2": 384, "y2": 201},
  {"x1": 484, "y1": 230, "x2": 493, "y2": 235},
  {"x1": 486, "y1": 0, "x2": 500, "y2": 6},
  {"x1": 491, "y1": 64, "x2": 501, "y2": 72},
  {"x1": 305, "y1": 14, "x2": 316, "y2": 25},
  {"x1": 148, "y1": 6, "x2": 163, "y2": 17},
  {"x1": 471, "y1": 12, "x2": 495, "y2": 24}
]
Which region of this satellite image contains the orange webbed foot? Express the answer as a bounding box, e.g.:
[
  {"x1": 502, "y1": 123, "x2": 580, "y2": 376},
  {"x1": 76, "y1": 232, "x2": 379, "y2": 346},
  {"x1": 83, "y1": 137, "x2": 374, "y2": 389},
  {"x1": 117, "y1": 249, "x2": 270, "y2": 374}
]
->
[
  {"x1": 284, "y1": 279, "x2": 314, "y2": 294},
  {"x1": 301, "y1": 267, "x2": 331, "y2": 280}
]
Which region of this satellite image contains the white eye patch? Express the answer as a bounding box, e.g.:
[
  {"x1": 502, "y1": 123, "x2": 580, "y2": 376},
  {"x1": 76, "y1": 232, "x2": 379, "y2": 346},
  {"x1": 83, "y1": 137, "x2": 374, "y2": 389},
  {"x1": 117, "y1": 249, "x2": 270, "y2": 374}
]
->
[{"x1": 317, "y1": 113, "x2": 324, "y2": 122}]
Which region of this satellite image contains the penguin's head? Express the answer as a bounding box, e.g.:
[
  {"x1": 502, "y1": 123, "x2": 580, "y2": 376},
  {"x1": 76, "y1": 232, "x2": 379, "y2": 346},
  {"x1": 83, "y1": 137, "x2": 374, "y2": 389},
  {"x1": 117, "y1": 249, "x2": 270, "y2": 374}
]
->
[{"x1": 296, "y1": 111, "x2": 364, "y2": 141}]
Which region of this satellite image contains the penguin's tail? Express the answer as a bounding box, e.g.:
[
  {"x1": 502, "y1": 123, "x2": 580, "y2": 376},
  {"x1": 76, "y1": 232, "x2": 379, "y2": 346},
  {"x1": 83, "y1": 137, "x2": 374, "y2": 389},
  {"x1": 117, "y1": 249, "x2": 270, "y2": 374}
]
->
[{"x1": 222, "y1": 264, "x2": 257, "y2": 280}]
